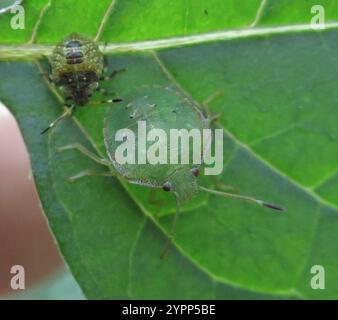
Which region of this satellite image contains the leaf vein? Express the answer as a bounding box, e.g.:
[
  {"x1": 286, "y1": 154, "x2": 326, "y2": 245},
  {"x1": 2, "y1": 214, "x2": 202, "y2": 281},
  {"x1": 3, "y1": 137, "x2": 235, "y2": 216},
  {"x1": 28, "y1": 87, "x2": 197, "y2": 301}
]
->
[
  {"x1": 95, "y1": 0, "x2": 117, "y2": 42},
  {"x1": 28, "y1": 0, "x2": 52, "y2": 45},
  {"x1": 127, "y1": 217, "x2": 146, "y2": 298},
  {"x1": 250, "y1": 0, "x2": 268, "y2": 28},
  {"x1": 311, "y1": 170, "x2": 338, "y2": 191},
  {"x1": 248, "y1": 123, "x2": 299, "y2": 146},
  {"x1": 2, "y1": 22, "x2": 338, "y2": 60}
]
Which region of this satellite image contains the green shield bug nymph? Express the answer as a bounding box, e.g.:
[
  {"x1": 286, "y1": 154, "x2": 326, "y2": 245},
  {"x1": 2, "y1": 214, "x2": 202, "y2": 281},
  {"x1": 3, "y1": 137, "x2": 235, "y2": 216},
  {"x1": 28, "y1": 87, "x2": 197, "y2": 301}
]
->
[
  {"x1": 41, "y1": 33, "x2": 123, "y2": 134},
  {"x1": 58, "y1": 85, "x2": 284, "y2": 258}
]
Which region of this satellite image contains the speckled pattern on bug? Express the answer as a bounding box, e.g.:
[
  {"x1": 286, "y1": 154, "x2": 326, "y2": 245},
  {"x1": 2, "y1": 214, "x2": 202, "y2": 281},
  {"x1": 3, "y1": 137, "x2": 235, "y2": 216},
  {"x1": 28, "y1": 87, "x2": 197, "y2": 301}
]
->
[{"x1": 50, "y1": 33, "x2": 104, "y2": 106}]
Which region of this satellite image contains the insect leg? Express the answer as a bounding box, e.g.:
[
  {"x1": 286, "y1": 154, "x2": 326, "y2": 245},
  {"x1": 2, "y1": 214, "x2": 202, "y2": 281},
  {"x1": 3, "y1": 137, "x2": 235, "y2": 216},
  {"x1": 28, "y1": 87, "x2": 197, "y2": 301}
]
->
[
  {"x1": 95, "y1": 87, "x2": 114, "y2": 96},
  {"x1": 209, "y1": 176, "x2": 238, "y2": 192},
  {"x1": 40, "y1": 105, "x2": 74, "y2": 134},
  {"x1": 94, "y1": 85, "x2": 121, "y2": 102},
  {"x1": 68, "y1": 169, "x2": 115, "y2": 182},
  {"x1": 91, "y1": 98, "x2": 123, "y2": 105},
  {"x1": 57, "y1": 143, "x2": 110, "y2": 166},
  {"x1": 200, "y1": 186, "x2": 285, "y2": 212},
  {"x1": 215, "y1": 182, "x2": 238, "y2": 192},
  {"x1": 100, "y1": 68, "x2": 126, "y2": 81},
  {"x1": 109, "y1": 68, "x2": 126, "y2": 78}
]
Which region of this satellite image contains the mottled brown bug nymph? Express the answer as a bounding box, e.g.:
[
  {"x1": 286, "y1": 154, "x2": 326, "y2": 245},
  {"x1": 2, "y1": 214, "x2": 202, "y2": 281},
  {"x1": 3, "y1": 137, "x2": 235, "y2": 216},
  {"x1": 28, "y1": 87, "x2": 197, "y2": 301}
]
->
[
  {"x1": 41, "y1": 33, "x2": 123, "y2": 134},
  {"x1": 50, "y1": 33, "x2": 103, "y2": 106}
]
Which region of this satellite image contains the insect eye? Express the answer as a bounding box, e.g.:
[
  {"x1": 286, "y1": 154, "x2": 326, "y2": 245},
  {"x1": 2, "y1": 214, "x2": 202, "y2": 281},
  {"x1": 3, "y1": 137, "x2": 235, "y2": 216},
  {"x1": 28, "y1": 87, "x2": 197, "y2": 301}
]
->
[
  {"x1": 162, "y1": 182, "x2": 172, "y2": 192},
  {"x1": 191, "y1": 168, "x2": 199, "y2": 177}
]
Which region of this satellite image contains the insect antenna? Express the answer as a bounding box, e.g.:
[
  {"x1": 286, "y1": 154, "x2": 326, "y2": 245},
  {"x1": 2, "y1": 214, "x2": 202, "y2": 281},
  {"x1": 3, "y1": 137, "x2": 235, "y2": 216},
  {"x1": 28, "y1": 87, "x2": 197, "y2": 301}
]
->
[
  {"x1": 199, "y1": 186, "x2": 285, "y2": 212},
  {"x1": 160, "y1": 196, "x2": 181, "y2": 259},
  {"x1": 40, "y1": 105, "x2": 75, "y2": 135},
  {"x1": 90, "y1": 98, "x2": 123, "y2": 105}
]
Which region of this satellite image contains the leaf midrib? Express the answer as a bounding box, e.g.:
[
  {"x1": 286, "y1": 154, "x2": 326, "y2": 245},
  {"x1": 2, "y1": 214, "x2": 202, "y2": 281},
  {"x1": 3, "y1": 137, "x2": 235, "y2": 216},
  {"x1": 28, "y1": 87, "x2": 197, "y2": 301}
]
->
[{"x1": 1, "y1": 22, "x2": 338, "y2": 60}]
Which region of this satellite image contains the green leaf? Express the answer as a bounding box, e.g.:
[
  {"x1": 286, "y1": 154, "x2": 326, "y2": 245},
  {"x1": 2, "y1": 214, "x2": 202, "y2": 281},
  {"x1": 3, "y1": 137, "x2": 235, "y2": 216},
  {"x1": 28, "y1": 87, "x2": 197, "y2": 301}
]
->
[
  {"x1": 0, "y1": 0, "x2": 262, "y2": 44},
  {"x1": 0, "y1": 0, "x2": 337, "y2": 299}
]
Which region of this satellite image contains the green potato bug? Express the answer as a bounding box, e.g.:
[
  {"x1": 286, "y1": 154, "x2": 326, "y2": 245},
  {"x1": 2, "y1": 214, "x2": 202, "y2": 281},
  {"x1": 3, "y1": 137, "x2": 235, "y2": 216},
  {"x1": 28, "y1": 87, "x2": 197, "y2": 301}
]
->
[
  {"x1": 41, "y1": 33, "x2": 123, "y2": 134},
  {"x1": 58, "y1": 85, "x2": 284, "y2": 258}
]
